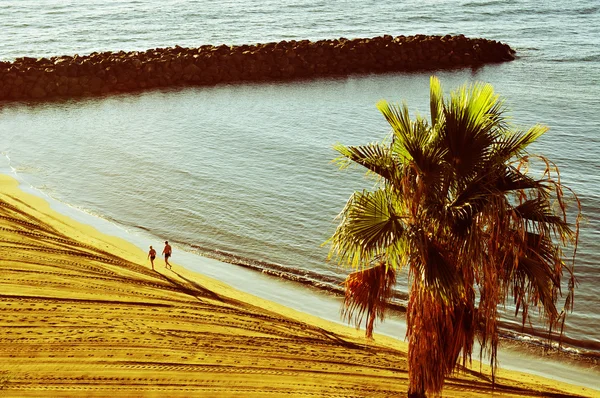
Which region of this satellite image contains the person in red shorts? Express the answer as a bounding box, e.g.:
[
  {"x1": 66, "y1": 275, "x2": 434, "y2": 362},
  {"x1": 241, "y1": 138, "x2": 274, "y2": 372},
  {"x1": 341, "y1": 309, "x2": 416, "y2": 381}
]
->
[{"x1": 147, "y1": 245, "x2": 157, "y2": 270}]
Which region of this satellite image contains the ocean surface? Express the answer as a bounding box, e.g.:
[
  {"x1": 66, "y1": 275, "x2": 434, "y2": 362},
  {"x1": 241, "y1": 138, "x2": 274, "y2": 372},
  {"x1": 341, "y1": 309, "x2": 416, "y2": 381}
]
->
[{"x1": 1, "y1": 0, "x2": 599, "y2": 380}]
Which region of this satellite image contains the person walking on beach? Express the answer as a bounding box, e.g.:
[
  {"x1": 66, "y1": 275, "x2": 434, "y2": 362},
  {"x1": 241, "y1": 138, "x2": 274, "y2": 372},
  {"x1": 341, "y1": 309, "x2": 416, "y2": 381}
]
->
[
  {"x1": 147, "y1": 245, "x2": 156, "y2": 270},
  {"x1": 163, "y1": 241, "x2": 172, "y2": 269}
]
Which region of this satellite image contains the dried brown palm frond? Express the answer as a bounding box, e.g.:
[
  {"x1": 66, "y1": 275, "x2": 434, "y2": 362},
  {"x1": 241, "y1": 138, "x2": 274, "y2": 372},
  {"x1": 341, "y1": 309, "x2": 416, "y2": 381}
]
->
[{"x1": 341, "y1": 260, "x2": 396, "y2": 339}]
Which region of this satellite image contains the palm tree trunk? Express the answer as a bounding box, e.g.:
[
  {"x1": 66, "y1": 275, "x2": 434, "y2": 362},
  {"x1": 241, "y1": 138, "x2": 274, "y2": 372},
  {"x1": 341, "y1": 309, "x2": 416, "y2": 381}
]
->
[{"x1": 365, "y1": 309, "x2": 375, "y2": 339}]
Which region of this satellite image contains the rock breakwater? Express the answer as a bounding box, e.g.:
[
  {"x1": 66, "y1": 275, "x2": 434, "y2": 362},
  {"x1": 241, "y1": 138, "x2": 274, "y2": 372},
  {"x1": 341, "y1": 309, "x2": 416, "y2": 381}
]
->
[{"x1": 0, "y1": 34, "x2": 515, "y2": 102}]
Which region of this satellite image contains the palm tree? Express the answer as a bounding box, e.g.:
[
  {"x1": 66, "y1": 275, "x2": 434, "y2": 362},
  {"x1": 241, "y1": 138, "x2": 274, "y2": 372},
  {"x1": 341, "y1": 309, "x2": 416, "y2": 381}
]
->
[{"x1": 327, "y1": 76, "x2": 580, "y2": 397}]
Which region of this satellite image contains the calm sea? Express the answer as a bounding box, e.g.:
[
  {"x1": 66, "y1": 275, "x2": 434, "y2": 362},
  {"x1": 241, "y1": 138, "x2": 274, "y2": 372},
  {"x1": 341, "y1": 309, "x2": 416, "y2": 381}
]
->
[{"x1": 1, "y1": 0, "x2": 599, "y2": 374}]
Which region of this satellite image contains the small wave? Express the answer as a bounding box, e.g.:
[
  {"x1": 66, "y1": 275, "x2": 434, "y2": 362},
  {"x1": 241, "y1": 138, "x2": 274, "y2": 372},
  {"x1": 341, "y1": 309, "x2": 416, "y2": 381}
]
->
[
  {"x1": 134, "y1": 225, "x2": 151, "y2": 232},
  {"x1": 498, "y1": 327, "x2": 600, "y2": 364},
  {"x1": 575, "y1": 54, "x2": 600, "y2": 62},
  {"x1": 547, "y1": 54, "x2": 600, "y2": 63},
  {"x1": 0, "y1": 153, "x2": 41, "y2": 176},
  {"x1": 11, "y1": 165, "x2": 41, "y2": 174},
  {"x1": 461, "y1": 0, "x2": 506, "y2": 8},
  {"x1": 574, "y1": 6, "x2": 600, "y2": 15}
]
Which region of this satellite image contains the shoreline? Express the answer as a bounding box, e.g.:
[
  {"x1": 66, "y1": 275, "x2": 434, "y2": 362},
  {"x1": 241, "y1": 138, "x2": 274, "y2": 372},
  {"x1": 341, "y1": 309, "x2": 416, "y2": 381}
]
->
[{"x1": 1, "y1": 172, "x2": 598, "y2": 396}]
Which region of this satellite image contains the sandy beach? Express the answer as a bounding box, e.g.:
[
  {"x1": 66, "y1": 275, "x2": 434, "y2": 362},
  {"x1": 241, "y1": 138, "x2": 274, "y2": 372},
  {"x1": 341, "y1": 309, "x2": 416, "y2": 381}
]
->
[{"x1": 0, "y1": 173, "x2": 596, "y2": 397}]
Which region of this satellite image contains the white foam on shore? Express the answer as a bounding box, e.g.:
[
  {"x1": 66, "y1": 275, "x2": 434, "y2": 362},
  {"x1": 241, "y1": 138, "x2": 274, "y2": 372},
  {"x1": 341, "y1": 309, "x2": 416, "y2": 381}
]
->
[{"x1": 2, "y1": 166, "x2": 598, "y2": 392}]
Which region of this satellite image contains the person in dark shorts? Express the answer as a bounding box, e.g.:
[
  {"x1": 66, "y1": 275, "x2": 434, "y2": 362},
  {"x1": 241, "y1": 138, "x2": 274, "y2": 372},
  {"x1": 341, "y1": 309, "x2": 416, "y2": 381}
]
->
[
  {"x1": 147, "y1": 245, "x2": 156, "y2": 270},
  {"x1": 162, "y1": 241, "x2": 172, "y2": 269}
]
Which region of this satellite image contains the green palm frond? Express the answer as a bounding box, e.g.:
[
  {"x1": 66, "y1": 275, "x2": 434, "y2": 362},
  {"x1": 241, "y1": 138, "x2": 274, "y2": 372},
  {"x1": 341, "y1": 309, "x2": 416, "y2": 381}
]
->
[
  {"x1": 332, "y1": 142, "x2": 399, "y2": 182},
  {"x1": 494, "y1": 125, "x2": 549, "y2": 161},
  {"x1": 395, "y1": 120, "x2": 448, "y2": 178},
  {"x1": 495, "y1": 165, "x2": 547, "y2": 193},
  {"x1": 377, "y1": 100, "x2": 415, "y2": 147},
  {"x1": 440, "y1": 81, "x2": 506, "y2": 180},
  {"x1": 429, "y1": 76, "x2": 444, "y2": 128},
  {"x1": 328, "y1": 188, "x2": 407, "y2": 269},
  {"x1": 448, "y1": 80, "x2": 505, "y2": 135},
  {"x1": 377, "y1": 100, "x2": 434, "y2": 163}
]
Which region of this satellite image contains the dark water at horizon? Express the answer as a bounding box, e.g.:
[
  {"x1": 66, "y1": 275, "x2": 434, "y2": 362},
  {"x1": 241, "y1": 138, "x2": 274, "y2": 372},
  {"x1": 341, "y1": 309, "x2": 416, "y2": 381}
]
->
[{"x1": 1, "y1": 0, "x2": 599, "y2": 364}]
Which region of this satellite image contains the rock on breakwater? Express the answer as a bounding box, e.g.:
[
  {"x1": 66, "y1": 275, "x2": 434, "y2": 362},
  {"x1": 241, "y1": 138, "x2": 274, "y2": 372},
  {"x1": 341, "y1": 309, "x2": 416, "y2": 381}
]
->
[{"x1": 0, "y1": 34, "x2": 515, "y2": 102}]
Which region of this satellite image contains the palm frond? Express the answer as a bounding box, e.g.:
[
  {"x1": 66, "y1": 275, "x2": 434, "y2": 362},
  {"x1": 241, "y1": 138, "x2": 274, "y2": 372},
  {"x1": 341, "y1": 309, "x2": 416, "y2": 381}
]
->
[
  {"x1": 513, "y1": 256, "x2": 560, "y2": 321},
  {"x1": 377, "y1": 100, "x2": 434, "y2": 163},
  {"x1": 440, "y1": 81, "x2": 506, "y2": 180},
  {"x1": 513, "y1": 198, "x2": 574, "y2": 239},
  {"x1": 341, "y1": 261, "x2": 397, "y2": 338},
  {"x1": 493, "y1": 125, "x2": 548, "y2": 162},
  {"x1": 429, "y1": 75, "x2": 444, "y2": 128},
  {"x1": 495, "y1": 165, "x2": 547, "y2": 193},
  {"x1": 327, "y1": 188, "x2": 407, "y2": 269},
  {"x1": 332, "y1": 142, "x2": 399, "y2": 182}
]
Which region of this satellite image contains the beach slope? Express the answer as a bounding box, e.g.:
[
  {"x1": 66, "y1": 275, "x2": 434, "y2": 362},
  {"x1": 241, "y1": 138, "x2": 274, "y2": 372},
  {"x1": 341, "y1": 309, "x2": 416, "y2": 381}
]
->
[{"x1": 0, "y1": 174, "x2": 595, "y2": 397}]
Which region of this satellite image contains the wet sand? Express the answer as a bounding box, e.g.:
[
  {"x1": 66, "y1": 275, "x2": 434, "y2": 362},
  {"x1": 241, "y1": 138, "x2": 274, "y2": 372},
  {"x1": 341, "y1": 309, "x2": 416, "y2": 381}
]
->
[{"x1": 0, "y1": 174, "x2": 596, "y2": 397}]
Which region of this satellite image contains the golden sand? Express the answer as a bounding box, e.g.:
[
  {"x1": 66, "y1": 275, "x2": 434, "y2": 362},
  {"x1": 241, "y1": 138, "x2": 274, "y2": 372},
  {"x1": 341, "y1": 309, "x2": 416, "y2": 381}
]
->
[{"x1": 0, "y1": 174, "x2": 596, "y2": 397}]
